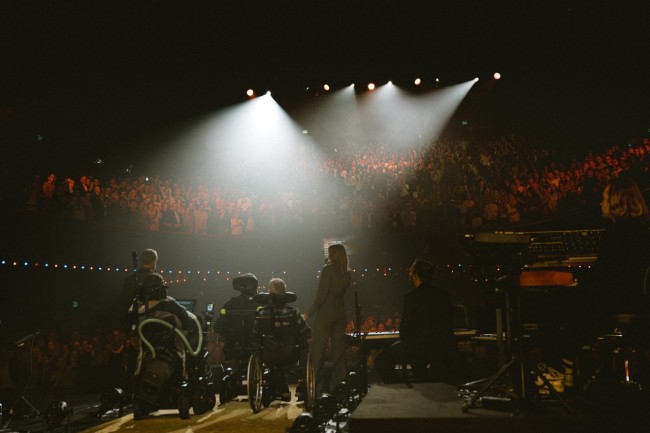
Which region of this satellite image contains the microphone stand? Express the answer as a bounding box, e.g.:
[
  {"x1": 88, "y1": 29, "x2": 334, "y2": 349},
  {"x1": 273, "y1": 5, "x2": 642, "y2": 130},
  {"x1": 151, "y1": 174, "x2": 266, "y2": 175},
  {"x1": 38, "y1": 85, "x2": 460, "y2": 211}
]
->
[
  {"x1": 3, "y1": 332, "x2": 41, "y2": 430},
  {"x1": 352, "y1": 292, "x2": 370, "y2": 396},
  {"x1": 128, "y1": 251, "x2": 142, "y2": 335}
]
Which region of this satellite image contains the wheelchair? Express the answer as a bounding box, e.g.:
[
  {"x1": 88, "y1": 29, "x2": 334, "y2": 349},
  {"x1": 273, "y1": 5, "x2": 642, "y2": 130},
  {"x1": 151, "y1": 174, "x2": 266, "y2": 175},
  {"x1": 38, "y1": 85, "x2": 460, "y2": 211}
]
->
[
  {"x1": 246, "y1": 292, "x2": 316, "y2": 413},
  {"x1": 212, "y1": 299, "x2": 262, "y2": 402},
  {"x1": 131, "y1": 298, "x2": 217, "y2": 420}
]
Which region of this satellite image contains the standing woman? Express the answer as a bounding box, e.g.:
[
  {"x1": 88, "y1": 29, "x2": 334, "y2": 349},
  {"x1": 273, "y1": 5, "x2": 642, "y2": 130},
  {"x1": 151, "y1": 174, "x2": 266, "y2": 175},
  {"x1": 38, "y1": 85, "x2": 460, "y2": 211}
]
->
[
  {"x1": 592, "y1": 176, "x2": 650, "y2": 321},
  {"x1": 304, "y1": 244, "x2": 352, "y2": 395}
]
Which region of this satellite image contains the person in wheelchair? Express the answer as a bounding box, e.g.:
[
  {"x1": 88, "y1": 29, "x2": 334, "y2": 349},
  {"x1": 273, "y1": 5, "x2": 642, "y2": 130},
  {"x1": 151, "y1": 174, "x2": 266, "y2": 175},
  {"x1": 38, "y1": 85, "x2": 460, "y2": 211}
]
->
[
  {"x1": 213, "y1": 273, "x2": 262, "y2": 364},
  {"x1": 129, "y1": 273, "x2": 199, "y2": 361},
  {"x1": 128, "y1": 273, "x2": 207, "y2": 419},
  {"x1": 254, "y1": 278, "x2": 312, "y2": 403}
]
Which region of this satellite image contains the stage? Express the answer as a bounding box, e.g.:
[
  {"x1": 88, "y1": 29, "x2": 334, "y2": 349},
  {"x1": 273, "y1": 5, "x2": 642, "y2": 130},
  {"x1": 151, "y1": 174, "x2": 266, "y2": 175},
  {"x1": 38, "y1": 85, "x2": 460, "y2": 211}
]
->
[
  {"x1": 5, "y1": 374, "x2": 650, "y2": 433},
  {"x1": 349, "y1": 382, "x2": 641, "y2": 433},
  {"x1": 1, "y1": 389, "x2": 304, "y2": 433},
  {"x1": 3, "y1": 381, "x2": 650, "y2": 433}
]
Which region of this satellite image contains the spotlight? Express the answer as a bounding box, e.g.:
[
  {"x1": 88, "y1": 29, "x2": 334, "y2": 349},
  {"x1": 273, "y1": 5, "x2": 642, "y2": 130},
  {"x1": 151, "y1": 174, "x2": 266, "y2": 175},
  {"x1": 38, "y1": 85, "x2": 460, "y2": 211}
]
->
[
  {"x1": 246, "y1": 89, "x2": 254, "y2": 97},
  {"x1": 494, "y1": 72, "x2": 501, "y2": 80},
  {"x1": 474, "y1": 77, "x2": 479, "y2": 82},
  {"x1": 346, "y1": 371, "x2": 359, "y2": 394},
  {"x1": 323, "y1": 84, "x2": 330, "y2": 91},
  {"x1": 43, "y1": 401, "x2": 73, "y2": 432},
  {"x1": 312, "y1": 393, "x2": 336, "y2": 424},
  {"x1": 288, "y1": 412, "x2": 320, "y2": 433},
  {"x1": 414, "y1": 78, "x2": 421, "y2": 85},
  {"x1": 367, "y1": 82, "x2": 375, "y2": 91},
  {"x1": 97, "y1": 387, "x2": 125, "y2": 418},
  {"x1": 345, "y1": 371, "x2": 361, "y2": 410},
  {"x1": 332, "y1": 381, "x2": 350, "y2": 407}
]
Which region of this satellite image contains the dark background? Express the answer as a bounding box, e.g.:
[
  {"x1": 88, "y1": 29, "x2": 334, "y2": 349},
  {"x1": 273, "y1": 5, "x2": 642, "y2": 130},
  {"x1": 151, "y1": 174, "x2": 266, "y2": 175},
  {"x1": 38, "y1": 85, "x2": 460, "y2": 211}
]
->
[
  {"x1": 0, "y1": 0, "x2": 648, "y2": 334},
  {"x1": 2, "y1": 0, "x2": 650, "y2": 168}
]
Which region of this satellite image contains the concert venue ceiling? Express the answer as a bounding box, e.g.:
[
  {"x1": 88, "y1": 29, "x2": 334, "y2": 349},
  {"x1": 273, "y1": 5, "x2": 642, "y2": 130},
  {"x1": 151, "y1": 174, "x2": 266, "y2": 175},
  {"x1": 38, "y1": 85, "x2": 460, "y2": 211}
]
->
[{"x1": 1, "y1": 0, "x2": 649, "y2": 158}]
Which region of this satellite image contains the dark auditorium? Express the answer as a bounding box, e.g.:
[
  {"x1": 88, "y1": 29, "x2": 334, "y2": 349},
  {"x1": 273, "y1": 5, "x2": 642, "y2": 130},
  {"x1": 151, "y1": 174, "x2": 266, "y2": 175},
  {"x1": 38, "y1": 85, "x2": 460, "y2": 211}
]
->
[{"x1": 1, "y1": 1, "x2": 650, "y2": 433}]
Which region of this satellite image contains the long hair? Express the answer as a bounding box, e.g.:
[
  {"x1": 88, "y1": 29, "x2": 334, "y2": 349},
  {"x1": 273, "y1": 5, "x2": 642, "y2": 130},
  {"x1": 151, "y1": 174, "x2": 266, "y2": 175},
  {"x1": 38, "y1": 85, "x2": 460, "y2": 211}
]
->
[
  {"x1": 603, "y1": 177, "x2": 649, "y2": 221},
  {"x1": 327, "y1": 243, "x2": 351, "y2": 285}
]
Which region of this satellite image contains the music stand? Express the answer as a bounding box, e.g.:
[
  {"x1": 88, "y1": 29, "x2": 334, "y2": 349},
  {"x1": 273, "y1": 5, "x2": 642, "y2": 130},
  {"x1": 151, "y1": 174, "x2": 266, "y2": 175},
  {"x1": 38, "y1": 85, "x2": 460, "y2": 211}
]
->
[{"x1": 459, "y1": 232, "x2": 574, "y2": 415}]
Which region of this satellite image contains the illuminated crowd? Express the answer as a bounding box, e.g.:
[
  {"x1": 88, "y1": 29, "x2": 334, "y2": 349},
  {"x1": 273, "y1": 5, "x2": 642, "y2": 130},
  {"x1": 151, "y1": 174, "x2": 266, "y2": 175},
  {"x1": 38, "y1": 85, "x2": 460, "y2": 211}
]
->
[
  {"x1": 9, "y1": 133, "x2": 649, "y2": 393},
  {"x1": 22, "y1": 135, "x2": 650, "y2": 234}
]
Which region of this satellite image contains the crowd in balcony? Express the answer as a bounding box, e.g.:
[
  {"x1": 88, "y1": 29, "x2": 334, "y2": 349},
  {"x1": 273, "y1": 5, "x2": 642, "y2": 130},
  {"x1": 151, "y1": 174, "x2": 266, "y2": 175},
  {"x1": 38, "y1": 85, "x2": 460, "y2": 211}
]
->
[{"x1": 21, "y1": 134, "x2": 650, "y2": 236}]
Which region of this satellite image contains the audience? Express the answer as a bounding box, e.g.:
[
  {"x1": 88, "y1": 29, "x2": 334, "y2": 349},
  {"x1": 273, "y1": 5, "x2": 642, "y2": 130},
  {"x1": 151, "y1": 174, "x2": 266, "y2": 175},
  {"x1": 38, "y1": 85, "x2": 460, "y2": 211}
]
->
[
  {"x1": 8, "y1": 132, "x2": 650, "y2": 394},
  {"x1": 21, "y1": 135, "x2": 650, "y2": 234}
]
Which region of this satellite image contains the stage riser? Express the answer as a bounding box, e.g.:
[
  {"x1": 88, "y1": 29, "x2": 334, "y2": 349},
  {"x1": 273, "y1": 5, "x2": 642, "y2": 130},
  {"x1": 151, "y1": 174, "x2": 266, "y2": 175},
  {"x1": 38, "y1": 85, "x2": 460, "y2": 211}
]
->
[{"x1": 349, "y1": 383, "x2": 598, "y2": 433}]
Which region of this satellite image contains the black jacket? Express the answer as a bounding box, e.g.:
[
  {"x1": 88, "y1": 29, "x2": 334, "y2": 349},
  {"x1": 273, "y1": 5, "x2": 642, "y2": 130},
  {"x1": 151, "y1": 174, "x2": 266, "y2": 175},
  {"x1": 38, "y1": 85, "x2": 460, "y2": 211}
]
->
[
  {"x1": 591, "y1": 218, "x2": 650, "y2": 316},
  {"x1": 399, "y1": 281, "x2": 454, "y2": 355}
]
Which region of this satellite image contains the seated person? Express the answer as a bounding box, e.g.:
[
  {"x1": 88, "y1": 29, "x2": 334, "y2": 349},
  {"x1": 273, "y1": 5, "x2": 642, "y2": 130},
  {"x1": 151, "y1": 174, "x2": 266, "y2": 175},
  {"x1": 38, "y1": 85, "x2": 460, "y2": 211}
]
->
[
  {"x1": 129, "y1": 273, "x2": 200, "y2": 379},
  {"x1": 213, "y1": 273, "x2": 262, "y2": 362},
  {"x1": 254, "y1": 278, "x2": 311, "y2": 401},
  {"x1": 374, "y1": 259, "x2": 455, "y2": 383}
]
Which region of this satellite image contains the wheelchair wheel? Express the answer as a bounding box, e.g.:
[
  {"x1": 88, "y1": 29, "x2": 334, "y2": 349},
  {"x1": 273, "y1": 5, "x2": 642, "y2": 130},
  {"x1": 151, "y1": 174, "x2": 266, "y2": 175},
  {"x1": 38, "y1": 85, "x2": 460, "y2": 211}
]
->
[
  {"x1": 132, "y1": 398, "x2": 145, "y2": 420},
  {"x1": 247, "y1": 352, "x2": 264, "y2": 413},
  {"x1": 179, "y1": 390, "x2": 191, "y2": 420},
  {"x1": 219, "y1": 373, "x2": 232, "y2": 405},
  {"x1": 303, "y1": 350, "x2": 316, "y2": 411},
  {"x1": 191, "y1": 383, "x2": 215, "y2": 415}
]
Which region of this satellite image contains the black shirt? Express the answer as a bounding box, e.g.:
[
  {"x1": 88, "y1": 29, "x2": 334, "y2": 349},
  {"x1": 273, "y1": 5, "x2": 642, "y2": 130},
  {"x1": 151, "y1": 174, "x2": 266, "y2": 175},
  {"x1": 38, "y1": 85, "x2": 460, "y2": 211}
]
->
[
  {"x1": 591, "y1": 218, "x2": 650, "y2": 316},
  {"x1": 399, "y1": 281, "x2": 454, "y2": 354}
]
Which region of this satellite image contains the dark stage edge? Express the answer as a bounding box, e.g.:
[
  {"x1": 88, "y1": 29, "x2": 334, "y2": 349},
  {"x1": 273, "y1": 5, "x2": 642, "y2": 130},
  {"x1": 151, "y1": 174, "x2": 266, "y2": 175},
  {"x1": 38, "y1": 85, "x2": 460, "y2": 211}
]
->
[{"x1": 349, "y1": 382, "x2": 605, "y2": 433}]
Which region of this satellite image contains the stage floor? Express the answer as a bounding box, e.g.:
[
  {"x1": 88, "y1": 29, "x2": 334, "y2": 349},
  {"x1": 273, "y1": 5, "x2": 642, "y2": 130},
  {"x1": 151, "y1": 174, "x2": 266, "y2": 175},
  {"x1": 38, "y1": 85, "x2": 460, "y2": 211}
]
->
[
  {"x1": 349, "y1": 382, "x2": 644, "y2": 433},
  {"x1": 1, "y1": 387, "x2": 303, "y2": 433},
  {"x1": 4, "y1": 382, "x2": 650, "y2": 433}
]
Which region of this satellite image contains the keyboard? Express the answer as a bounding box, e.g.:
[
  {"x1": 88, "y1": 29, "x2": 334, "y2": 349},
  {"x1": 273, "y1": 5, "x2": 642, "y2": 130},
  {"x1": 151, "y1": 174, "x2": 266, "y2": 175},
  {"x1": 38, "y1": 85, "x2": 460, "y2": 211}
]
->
[
  {"x1": 465, "y1": 229, "x2": 605, "y2": 264},
  {"x1": 526, "y1": 229, "x2": 604, "y2": 262}
]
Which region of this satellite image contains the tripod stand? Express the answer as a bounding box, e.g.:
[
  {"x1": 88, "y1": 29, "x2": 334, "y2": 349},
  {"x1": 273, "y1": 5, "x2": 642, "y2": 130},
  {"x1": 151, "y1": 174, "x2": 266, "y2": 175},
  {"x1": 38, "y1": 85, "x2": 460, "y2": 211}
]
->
[{"x1": 461, "y1": 271, "x2": 574, "y2": 414}]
